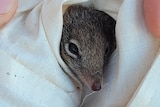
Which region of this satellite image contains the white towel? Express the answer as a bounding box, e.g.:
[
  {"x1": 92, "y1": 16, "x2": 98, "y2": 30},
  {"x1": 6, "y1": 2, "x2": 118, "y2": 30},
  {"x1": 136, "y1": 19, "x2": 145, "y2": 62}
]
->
[{"x1": 0, "y1": 0, "x2": 160, "y2": 107}]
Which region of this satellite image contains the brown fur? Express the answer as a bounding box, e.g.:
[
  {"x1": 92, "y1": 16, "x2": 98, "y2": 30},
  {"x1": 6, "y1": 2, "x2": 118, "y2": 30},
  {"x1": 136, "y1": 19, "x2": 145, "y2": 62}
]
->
[{"x1": 60, "y1": 5, "x2": 116, "y2": 91}]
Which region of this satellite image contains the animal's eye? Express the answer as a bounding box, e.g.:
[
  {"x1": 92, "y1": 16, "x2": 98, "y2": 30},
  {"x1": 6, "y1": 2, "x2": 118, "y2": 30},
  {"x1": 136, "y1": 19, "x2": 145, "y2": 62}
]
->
[
  {"x1": 69, "y1": 43, "x2": 79, "y2": 55},
  {"x1": 65, "y1": 39, "x2": 80, "y2": 59}
]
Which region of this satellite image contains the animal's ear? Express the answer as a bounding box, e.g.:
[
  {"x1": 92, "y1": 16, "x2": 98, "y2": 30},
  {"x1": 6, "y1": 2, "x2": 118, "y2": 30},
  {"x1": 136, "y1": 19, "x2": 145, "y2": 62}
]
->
[{"x1": 102, "y1": 14, "x2": 116, "y2": 54}]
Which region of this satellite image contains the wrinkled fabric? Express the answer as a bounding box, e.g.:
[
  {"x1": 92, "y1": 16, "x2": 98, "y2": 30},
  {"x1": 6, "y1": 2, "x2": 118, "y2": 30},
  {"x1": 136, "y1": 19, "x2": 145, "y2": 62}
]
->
[{"x1": 0, "y1": 0, "x2": 160, "y2": 107}]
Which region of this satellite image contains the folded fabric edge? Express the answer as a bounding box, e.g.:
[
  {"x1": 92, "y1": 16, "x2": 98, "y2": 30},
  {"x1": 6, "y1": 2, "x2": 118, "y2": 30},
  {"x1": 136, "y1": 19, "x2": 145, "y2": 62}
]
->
[{"x1": 127, "y1": 49, "x2": 160, "y2": 107}]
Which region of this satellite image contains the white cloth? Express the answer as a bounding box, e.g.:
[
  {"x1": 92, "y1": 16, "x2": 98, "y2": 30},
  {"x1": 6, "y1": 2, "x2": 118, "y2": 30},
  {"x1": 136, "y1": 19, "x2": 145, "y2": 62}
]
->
[{"x1": 0, "y1": 0, "x2": 160, "y2": 107}]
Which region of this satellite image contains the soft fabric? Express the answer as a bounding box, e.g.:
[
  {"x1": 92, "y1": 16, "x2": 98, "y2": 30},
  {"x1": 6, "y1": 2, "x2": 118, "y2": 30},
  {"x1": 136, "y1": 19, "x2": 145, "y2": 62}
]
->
[{"x1": 0, "y1": 0, "x2": 160, "y2": 107}]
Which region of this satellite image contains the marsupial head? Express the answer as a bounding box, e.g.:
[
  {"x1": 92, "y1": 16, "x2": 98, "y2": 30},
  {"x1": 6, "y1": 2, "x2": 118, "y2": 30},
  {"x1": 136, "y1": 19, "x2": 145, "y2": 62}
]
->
[{"x1": 60, "y1": 5, "x2": 116, "y2": 91}]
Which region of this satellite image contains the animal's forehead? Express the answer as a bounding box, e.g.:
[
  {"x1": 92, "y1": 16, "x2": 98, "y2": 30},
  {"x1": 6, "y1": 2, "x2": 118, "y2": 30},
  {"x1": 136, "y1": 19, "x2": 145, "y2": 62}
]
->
[
  {"x1": 68, "y1": 21, "x2": 105, "y2": 40},
  {"x1": 69, "y1": 34, "x2": 107, "y2": 55}
]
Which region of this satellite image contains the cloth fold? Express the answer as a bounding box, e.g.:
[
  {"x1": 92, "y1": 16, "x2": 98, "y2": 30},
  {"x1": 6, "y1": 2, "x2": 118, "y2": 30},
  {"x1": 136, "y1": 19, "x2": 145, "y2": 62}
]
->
[{"x1": 0, "y1": 0, "x2": 160, "y2": 107}]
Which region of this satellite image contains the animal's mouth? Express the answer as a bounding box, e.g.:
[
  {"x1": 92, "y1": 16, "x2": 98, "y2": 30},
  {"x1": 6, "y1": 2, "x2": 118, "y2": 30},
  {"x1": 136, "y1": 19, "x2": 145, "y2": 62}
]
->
[
  {"x1": 81, "y1": 72, "x2": 103, "y2": 91},
  {"x1": 91, "y1": 79, "x2": 102, "y2": 91}
]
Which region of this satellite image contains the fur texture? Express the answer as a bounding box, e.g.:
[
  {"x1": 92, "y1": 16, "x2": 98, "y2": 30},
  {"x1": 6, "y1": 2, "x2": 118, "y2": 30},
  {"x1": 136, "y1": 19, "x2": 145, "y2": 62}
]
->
[{"x1": 60, "y1": 5, "x2": 116, "y2": 91}]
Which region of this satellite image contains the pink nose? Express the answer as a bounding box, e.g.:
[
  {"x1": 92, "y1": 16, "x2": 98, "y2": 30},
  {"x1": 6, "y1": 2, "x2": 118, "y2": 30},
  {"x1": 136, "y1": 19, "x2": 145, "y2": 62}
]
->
[{"x1": 91, "y1": 80, "x2": 101, "y2": 91}]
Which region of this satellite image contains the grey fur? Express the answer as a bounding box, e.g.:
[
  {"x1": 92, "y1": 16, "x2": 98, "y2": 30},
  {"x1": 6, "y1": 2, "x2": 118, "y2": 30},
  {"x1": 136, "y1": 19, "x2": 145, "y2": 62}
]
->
[{"x1": 60, "y1": 5, "x2": 116, "y2": 91}]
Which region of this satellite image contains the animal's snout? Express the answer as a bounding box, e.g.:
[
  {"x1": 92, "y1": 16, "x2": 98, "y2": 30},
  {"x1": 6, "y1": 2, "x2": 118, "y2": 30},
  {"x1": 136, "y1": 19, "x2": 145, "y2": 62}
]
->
[{"x1": 91, "y1": 79, "x2": 101, "y2": 91}]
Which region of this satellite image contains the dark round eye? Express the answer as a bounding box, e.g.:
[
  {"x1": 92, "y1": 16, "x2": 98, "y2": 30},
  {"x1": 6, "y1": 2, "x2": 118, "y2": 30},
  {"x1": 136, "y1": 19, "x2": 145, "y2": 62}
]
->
[{"x1": 69, "y1": 43, "x2": 79, "y2": 55}]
